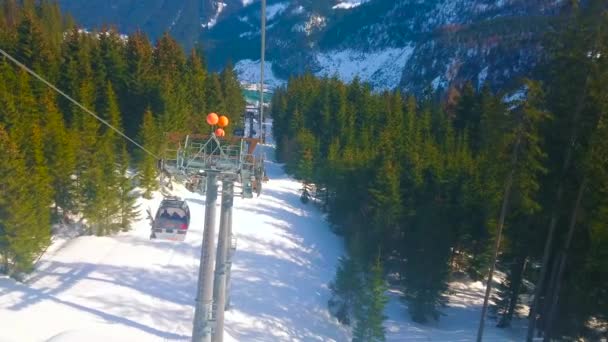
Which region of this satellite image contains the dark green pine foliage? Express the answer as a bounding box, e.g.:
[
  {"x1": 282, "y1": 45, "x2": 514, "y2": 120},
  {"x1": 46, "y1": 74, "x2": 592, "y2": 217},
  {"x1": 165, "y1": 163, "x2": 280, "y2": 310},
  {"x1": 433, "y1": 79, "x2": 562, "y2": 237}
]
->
[
  {"x1": 29, "y1": 120, "x2": 53, "y2": 237},
  {"x1": 153, "y1": 33, "x2": 189, "y2": 133},
  {"x1": 206, "y1": 72, "x2": 226, "y2": 115},
  {"x1": 138, "y1": 109, "x2": 159, "y2": 199},
  {"x1": 117, "y1": 145, "x2": 140, "y2": 231},
  {"x1": 293, "y1": 129, "x2": 317, "y2": 183},
  {"x1": 185, "y1": 49, "x2": 207, "y2": 133},
  {"x1": 40, "y1": 89, "x2": 77, "y2": 217},
  {"x1": 353, "y1": 256, "x2": 388, "y2": 342},
  {"x1": 12, "y1": 71, "x2": 53, "y2": 244},
  {"x1": 328, "y1": 254, "x2": 364, "y2": 325},
  {"x1": 0, "y1": 125, "x2": 48, "y2": 274},
  {"x1": 15, "y1": 11, "x2": 54, "y2": 76},
  {"x1": 104, "y1": 83, "x2": 140, "y2": 231},
  {"x1": 367, "y1": 156, "x2": 401, "y2": 253},
  {"x1": 220, "y1": 61, "x2": 245, "y2": 133},
  {"x1": 102, "y1": 83, "x2": 138, "y2": 233},
  {"x1": 124, "y1": 30, "x2": 153, "y2": 138}
]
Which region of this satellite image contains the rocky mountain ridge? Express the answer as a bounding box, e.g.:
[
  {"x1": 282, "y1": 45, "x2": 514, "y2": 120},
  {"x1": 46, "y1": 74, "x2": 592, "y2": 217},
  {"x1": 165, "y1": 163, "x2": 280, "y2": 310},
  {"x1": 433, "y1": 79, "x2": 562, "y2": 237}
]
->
[{"x1": 57, "y1": 0, "x2": 567, "y2": 93}]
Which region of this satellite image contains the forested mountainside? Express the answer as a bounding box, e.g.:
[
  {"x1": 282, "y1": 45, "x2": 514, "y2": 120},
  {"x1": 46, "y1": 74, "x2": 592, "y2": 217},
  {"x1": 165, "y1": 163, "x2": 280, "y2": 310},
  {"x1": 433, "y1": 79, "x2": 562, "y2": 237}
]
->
[{"x1": 57, "y1": 0, "x2": 565, "y2": 94}]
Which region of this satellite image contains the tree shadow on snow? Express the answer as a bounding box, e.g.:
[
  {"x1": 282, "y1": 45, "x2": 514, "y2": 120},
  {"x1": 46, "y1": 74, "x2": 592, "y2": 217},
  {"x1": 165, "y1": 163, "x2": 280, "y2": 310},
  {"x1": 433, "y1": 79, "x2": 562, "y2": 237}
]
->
[{"x1": 1, "y1": 260, "x2": 195, "y2": 340}]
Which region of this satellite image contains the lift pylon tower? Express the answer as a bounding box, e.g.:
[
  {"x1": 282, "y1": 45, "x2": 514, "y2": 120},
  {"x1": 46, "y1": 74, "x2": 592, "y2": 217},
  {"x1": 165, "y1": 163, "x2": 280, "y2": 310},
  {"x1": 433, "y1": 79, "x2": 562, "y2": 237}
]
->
[
  {"x1": 161, "y1": 132, "x2": 265, "y2": 342},
  {"x1": 163, "y1": 133, "x2": 265, "y2": 199}
]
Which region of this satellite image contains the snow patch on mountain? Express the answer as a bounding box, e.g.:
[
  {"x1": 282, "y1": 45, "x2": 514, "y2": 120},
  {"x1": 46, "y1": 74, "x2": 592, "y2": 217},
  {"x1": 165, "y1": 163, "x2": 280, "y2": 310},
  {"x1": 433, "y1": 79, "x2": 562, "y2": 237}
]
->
[
  {"x1": 477, "y1": 66, "x2": 489, "y2": 88},
  {"x1": 292, "y1": 5, "x2": 305, "y2": 15},
  {"x1": 422, "y1": 0, "x2": 466, "y2": 31},
  {"x1": 333, "y1": 0, "x2": 370, "y2": 10},
  {"x1": 431, "y1": 75, "x2": 448, "y2": 91},
  {"x1": 235, "y1": 59, "x2": 285, "y2": 89},
  {"x1": 203, "y1": 2, "x2": 227, "y2": 29},
  {"x1": 169, "y1": 8, "x2": 183, "y2": 31},
  {"x1": 267, "y1": 2, "x2": 288, "y2": 21},
  {"x1": 315, "y1": 46, "x2": 415, "y2": 90},
  {"x1": 293, "y1": 14, "x2": 327, "y2": 36}
]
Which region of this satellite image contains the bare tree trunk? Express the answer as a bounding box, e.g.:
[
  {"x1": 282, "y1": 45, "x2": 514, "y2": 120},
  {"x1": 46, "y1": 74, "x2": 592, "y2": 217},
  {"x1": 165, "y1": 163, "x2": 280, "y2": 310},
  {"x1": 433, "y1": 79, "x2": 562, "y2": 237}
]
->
[
  {"x1": 477, "y1": 130, "x2": 523, "y2": 342},
  {"x1": 499, "y1": 256, "x2": 528, "y2": 328},
  {"x1": 540, "y1": 252, "x2": 562, "y2": 336},
  {"x1": 527, "y1": 75, "x2": 590, "y2": 341},
  {"x1": 543, "y1": 179, "x2": 587, "y2": 342},
  {"x1": 449, "y1": 245, "x2": 458, "y2": 270}
]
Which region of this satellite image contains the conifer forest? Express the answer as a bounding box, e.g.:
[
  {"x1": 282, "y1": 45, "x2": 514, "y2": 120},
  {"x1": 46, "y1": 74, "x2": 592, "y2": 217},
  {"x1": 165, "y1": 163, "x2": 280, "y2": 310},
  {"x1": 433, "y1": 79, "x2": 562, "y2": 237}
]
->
[
  {"x1": 271, "y1": 2, "x2": 608, "y2": 340},
  {"x1": 0, "y1": 1, "x2": 607, "y2": 341},
  {"x1": 0, "y1": 1, "x2": 244, "y2": 273}
]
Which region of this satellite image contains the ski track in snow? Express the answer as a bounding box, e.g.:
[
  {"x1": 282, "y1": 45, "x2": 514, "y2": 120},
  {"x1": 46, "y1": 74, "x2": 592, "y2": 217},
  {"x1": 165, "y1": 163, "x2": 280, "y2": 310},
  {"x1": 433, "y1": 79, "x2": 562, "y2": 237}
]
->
[{"x1": 0, "y1": 120, "x2": 528, "y2": 341}]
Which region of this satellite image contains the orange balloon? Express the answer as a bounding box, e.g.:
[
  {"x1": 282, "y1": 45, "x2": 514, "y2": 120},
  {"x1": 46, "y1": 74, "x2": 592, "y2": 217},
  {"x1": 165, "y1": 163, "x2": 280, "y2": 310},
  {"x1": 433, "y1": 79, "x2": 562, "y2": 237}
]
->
[
  {"x1": 217, "y1": 115, "x2": 229, "y2": 128},
  {"x1": 206, "y1": 113, "x2": 219, "y2": 125},
  {"x1": 215, "y1": 128, "x2": 225, "y2": 137}
]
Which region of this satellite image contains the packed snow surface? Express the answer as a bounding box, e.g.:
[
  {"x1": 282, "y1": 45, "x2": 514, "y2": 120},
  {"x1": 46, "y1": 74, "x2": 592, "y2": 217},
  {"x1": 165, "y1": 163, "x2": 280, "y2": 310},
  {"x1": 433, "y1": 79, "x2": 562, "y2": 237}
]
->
[
  {"x1": 384, "y1": 280, "x2": 527, "y2": 341},
  {"x1": 0, "y1": 120, "x2": 528, "y2": 341}
]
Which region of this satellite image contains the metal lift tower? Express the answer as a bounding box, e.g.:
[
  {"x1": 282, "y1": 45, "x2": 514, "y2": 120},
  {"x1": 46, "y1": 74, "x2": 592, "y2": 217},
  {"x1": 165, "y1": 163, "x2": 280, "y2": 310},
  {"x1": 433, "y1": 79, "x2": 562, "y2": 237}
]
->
[{"x1": 162, "y1": 132, "x2": 265, "y2": 342}]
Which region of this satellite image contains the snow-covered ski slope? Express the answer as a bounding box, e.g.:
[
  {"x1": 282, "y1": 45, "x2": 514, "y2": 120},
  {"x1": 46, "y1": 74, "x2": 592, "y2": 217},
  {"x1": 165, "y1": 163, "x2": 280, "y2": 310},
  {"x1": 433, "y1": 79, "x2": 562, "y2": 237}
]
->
[
  {"x1": 0, "y1": 120, "x2": 526, "y2": 341},
  {"x1": 0, "y1": 123, "x2": 348, "y2": 342}
]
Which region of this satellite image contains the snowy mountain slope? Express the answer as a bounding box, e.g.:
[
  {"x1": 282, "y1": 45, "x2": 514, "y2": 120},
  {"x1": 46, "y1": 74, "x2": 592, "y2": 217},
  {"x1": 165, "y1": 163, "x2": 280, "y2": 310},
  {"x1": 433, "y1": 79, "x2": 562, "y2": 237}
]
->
[{"x1": 202, "y1": 0, "x2": 565, "y2": 93}]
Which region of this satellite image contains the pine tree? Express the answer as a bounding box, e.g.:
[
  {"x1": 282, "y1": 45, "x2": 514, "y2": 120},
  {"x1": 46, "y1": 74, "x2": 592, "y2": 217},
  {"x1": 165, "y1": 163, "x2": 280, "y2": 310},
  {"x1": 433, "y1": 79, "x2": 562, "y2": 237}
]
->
[
  {"x1": 13, "y1": 69, "x2": 38, "y2": 149},
  {"x1": 220, "y1": 61, "x2": 245, "y2": 133},
  {"x1": 29, "y1": 120, "x2": 53, "y2": 235},
  {"x1": 0, "y1": 125, "x2": 48, "y2": 275},
  {"x1": 40, "y1": 89, "x2": 76, "y2": 218},
  {"x1": 0, "y1": 61, "x2": 18, "y2": 130},
  {"x1": 477, "y1": 80, "x2": 549, "y2": 340},
  {"x1": 206, "y1": 73, "x2": 226, "y2": 115},
  {"x1": 328, "y1": 255, "x2": 364, "y2": 325},
  {"x1": 186, "y1": 49, "x2": 207, "y2": 133},
  {"x1": 124, "y1": 30, "x2": 153, "y2": 138},
  {"x1": 368, "y1": 154, "x2": 402, "y2": 253},
  {"x1": 73, "y1": 77, "x2": 99, "y2": 214},
  {"x1": 97, "y1": 83, "x2": 140, "y2": 231},
  {"x1": 294, "y1": 129, "x2": 317, "y2": 183},
  {"x1": 116, "y1": 145, "x2": 140, "y2": 231},
  {"x1": 353, "y1": 256, "x2": 388, "y2": 342},
  {"x1": 84, "y1": 133, "x2": 119, "y2": 235},
  {"x1": 15, "y1": 12, "x2": 53, "y2": 75},
  {"x1": 138, "y1": 109, "x2": 159, "y2": 198}
]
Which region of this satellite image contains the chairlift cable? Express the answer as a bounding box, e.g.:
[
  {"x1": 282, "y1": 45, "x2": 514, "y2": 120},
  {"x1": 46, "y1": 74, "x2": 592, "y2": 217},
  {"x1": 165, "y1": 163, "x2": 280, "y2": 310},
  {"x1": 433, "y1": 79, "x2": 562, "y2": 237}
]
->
[{"x1": 0, "y1": 47, "x2": 160, "y2": 160}]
